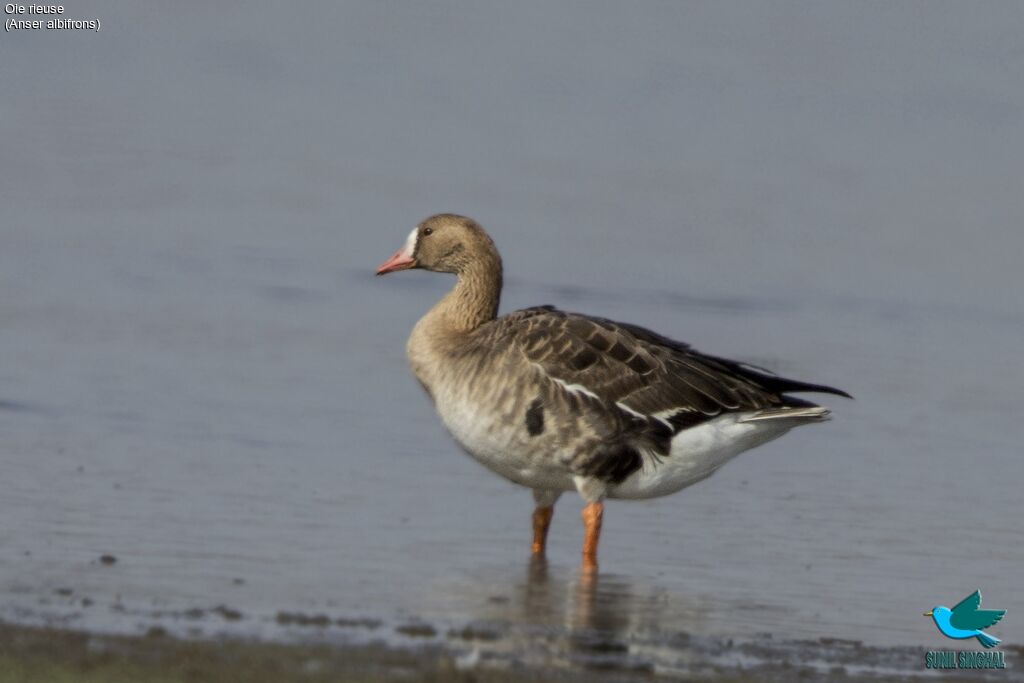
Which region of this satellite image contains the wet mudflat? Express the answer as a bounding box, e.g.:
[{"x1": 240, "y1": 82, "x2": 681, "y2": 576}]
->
[
  {"x1": 0, "y1": 620, "x2": 648, "y2": 683},
  {"x1": 3, "y1": 2, "x2": 1023, "y2": 680},
  {"x1": 3, "y1": 618, "x2": 1018, "y2": 683}
]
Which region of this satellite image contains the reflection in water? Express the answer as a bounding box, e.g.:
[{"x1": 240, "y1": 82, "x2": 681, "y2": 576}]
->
[
  {"x1": 424, "y1": 560, "x2": 933, "y2": 677},
  {"x1": 427, "y1": 558, "x2": 709, "y2": 671},
  {"x1": 520, "y1": 556, "x2": 707, "y2": 633}
]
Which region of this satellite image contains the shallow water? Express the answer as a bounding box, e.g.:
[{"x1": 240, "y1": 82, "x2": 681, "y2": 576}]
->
[{"x1": 2, "y1": 1, "x2": 1023, "y2": 675}]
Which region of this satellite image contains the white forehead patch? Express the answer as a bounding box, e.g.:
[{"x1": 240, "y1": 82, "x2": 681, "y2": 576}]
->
[{"x1": 401, "y1": 227, "x2": 419, "y2": 258}]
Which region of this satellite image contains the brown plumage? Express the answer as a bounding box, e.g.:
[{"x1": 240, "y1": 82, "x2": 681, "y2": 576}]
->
[{"x1": 377, "y1": 214, "x2": 850, "y2": 569}]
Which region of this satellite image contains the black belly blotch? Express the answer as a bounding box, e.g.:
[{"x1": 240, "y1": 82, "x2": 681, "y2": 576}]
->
[{"x1": 525, "y1": 398, "x2": 544, "y2": 436}]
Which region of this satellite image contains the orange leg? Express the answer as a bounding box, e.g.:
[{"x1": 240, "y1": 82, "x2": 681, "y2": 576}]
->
[
  {"x1": 581, "y1": 501, "x2": 604, "y2": 570},
  {"x1": 531, "y1": 505, "x2": 554, "y2": 554}
]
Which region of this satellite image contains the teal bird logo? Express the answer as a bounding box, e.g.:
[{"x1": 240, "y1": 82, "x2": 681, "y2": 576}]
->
[{"x1": 925, "y1": 590, "x2": 1005, "y2": 649}]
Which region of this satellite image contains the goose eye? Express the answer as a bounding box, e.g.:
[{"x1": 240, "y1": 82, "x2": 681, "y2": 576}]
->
[{"x1": 423, "y1": 227, "x2": 433, "y2": 236}]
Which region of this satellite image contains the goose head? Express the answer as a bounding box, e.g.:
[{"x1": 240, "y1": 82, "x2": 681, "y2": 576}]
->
[{"x1": 376, "y1": 214, "x2": 498, "y2": 276}]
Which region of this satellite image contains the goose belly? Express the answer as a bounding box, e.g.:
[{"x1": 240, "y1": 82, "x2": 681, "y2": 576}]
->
[
  {"x1": 609, "y1": 413, "x2": 794, "y2": 500},
  {"x1": 435, "y1": 391, "x2": 575, "y2": 491}
]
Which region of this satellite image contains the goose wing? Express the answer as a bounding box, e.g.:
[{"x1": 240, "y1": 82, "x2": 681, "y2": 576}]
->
[
  {"x1": 497, "y1": 306, "x2": 848, "y2": 432},
  {"x1": 483, "y1": 306, "x2": 848, "y2": 484}
]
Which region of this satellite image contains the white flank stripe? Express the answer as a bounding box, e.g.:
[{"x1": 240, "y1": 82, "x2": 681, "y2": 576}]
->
[
  {"x1": 551, "y1": 377, "x2": 601, "y2": 401},
  {"x1": 650, "y1": 408, "x2": 685, "y2": 429},
  {"x1": 617, "y1": 402, "x2": 672, "y2": 429},
  {"x1": 615, "y1": 402, "x2": 646, "y2": 419}
]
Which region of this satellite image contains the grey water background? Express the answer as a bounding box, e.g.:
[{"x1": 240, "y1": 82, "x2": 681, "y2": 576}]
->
[{"x1": 2, "y1": 0, "x2": 1022, "y2": 661}]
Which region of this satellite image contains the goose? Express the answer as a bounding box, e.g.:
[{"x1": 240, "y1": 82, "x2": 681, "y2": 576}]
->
[{"x1": 376, "y1": 214, "x2": 850, "y2": 569}]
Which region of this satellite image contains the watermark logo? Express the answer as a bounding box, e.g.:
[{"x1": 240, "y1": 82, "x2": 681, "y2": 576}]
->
[{"x1": 925, "y1": 590, "x2": 1007, "y2": 670}]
